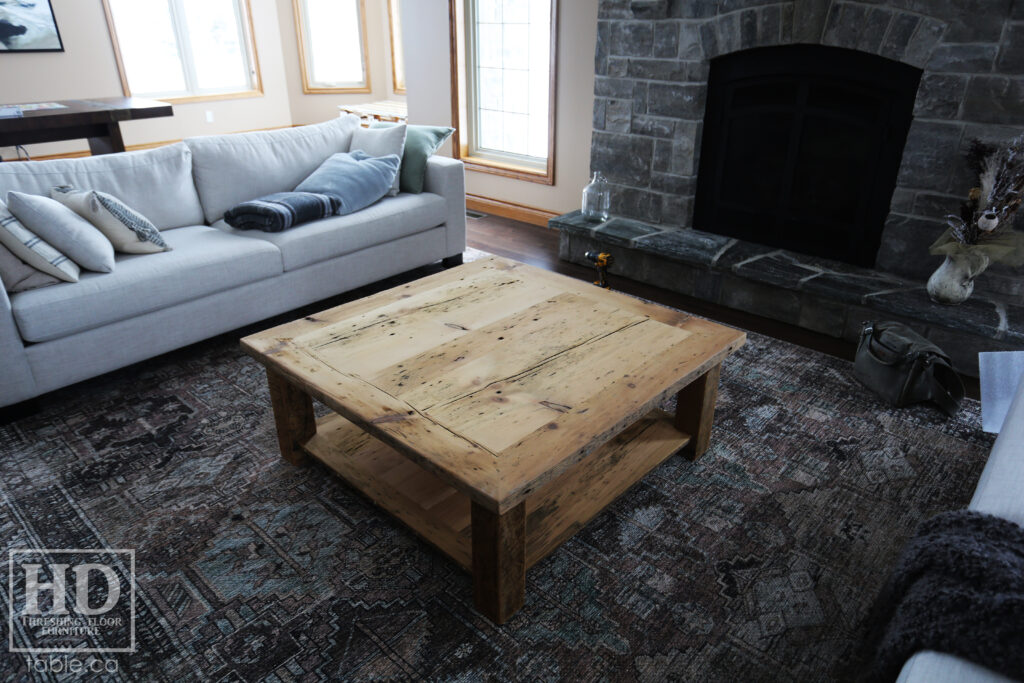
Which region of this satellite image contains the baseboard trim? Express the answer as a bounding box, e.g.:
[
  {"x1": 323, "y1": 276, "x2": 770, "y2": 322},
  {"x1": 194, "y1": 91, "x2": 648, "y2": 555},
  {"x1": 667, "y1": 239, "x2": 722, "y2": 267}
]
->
[{"x1": 465, "y1": 194, "x2": 559, "y2": 228}]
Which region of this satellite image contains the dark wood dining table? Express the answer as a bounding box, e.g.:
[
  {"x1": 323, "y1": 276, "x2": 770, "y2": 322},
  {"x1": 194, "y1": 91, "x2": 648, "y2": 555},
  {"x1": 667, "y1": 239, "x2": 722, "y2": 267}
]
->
[{"x1": 0, "y1": 97, "x2": 172, "y2": 157}]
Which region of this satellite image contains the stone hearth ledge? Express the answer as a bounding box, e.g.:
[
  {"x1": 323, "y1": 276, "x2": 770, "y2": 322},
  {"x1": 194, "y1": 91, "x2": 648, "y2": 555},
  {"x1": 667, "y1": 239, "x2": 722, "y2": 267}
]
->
[{"x1": 553, "y1": 210, "x2": 1024, "y2": 376}]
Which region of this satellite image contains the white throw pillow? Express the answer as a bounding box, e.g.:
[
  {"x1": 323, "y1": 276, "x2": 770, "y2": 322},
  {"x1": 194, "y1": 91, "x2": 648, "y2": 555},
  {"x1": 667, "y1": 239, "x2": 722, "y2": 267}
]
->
[
  {"x1": 0, "y1": 198, "x2": 79, "y2": 283},
  {"x1": 51, "y1": 186, "x2": 170, "y2": 255},
  {"x1": 349, "y1": 124, "x2": 407, "y2": 196},
  {"x1": 6, "y1": 192, "x2": 115, "y2": 273},
  {"x1": 0, "y1": 241, "x2": 60, "y2": 293}
]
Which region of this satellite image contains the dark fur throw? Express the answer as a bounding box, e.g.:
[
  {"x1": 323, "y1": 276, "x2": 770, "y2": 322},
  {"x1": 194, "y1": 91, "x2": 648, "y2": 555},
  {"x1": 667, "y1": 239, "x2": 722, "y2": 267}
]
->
[{"x1": 863, "y1": 510, "x2": 1024, "y2": 682}]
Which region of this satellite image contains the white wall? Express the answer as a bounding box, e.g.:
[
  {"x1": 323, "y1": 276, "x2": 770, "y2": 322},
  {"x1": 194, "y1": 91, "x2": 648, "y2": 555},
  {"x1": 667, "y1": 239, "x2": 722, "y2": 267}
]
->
[
  {"x1": 0, "y1": 0, "x2": 397, "y2": 159},
  {"x1": 401, "y1": 0, "x2": 597, "y2": 215}
]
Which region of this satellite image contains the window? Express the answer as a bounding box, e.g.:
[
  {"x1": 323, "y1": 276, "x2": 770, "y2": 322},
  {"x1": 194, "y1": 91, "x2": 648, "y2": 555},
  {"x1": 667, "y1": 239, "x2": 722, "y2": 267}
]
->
[
  {"x1": 450, "y1": 0, "x2": 557, "y2": 183},
  {"x1": 102, "y1": 0, "x2": 261, "y2": 102},
  {"x1": 294, "y1": 0, "x2": 370, "y2": 93},
  {"x1": 388, "y1": 0, "x2": 406, "y2": 94}
]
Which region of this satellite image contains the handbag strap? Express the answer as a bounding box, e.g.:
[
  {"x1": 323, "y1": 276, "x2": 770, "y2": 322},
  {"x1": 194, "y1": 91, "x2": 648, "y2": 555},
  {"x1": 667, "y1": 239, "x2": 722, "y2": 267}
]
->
[{"x1": 928, "y1": 360, "x2": 965, "y2": 417}]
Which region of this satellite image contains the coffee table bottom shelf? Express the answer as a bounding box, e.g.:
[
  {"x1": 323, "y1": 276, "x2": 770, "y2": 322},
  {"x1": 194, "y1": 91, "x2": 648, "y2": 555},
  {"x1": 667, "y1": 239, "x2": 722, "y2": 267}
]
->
[{"x1": 301, "y1": 410, "x2": 691, "y2": 574}]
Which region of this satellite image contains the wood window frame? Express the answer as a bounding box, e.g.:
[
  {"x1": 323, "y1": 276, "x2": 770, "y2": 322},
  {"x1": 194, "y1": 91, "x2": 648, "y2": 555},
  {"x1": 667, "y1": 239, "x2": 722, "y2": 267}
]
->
[
  {"x1": 294, "y1": 0, "x2": 371, "y2": 94},
  {"x1": 448, "y1": 0, "x2": 558, "y2": 186},
  {"x1": 102, "y1": 0, "x2": 264, "y2": 104},
  {"x1": 388, "y1": 0, "x2": 406, "y2": 95}
]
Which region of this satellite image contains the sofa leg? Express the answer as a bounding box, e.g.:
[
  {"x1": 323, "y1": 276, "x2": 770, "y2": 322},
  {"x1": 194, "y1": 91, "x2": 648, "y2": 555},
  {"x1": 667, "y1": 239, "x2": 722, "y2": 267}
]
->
[{"x1": 442, "y1": 254, "x2": 464, "y2": 268}]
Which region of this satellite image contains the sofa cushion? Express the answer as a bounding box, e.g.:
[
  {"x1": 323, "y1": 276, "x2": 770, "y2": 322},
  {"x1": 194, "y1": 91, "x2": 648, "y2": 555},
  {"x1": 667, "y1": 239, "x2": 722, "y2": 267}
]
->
[
  {"x1": 294, "y1": 151, "x2": 400, "y2": 215},
  {"x1": 0, "y1": 143, "x2": 203, "y2": 230},
  {"x1": 212, "y1": 192, "x2": 447, "y2": 271},
  {"x1": 186, "y1": 115, "x2": 361, "y2": 224},
  {"x1": 11, "y1": 226, "x2": 282, "y2": 343}
]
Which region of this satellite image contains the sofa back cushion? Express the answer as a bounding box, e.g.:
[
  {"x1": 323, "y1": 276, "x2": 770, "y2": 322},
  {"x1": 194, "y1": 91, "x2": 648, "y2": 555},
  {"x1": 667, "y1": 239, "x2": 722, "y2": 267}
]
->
[
  {"x1": 185, "y1": 115, "x2": 361, "y2": 224},
  {"x1": 0, "y1": 143, "x2": 204, "y2": 230}
]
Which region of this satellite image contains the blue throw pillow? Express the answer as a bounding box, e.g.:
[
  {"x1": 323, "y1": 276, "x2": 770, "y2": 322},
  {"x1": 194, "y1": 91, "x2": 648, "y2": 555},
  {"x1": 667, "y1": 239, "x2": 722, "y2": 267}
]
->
[{"x1": 294, "y1": 151, "x2": 401, "y2": 215}]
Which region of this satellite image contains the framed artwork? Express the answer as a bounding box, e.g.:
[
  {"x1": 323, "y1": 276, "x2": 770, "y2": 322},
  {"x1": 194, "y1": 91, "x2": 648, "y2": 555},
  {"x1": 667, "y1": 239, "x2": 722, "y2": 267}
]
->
[{"x1": 0, "y1": 0, "x2": 64, "y2": 52}]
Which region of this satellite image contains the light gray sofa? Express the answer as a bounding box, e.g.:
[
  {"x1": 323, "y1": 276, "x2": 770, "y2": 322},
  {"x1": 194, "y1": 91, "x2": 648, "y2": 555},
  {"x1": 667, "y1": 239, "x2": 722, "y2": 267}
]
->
[
  {"x1": 897, "y1": 376, "x2": 1024, "y2": 683},
  {"x1": 0, "y1": 115, "x2": 466, "y2": 409}
]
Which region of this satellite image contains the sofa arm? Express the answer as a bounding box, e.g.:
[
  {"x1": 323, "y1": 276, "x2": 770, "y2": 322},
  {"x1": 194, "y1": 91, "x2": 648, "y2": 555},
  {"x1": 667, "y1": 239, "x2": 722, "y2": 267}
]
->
[
  {"x1": 424, "y1": 156, "x2": 466, "y2": 258},
  {"x1": 0, "y1": 284, "x2": 36, "y2": 408}
]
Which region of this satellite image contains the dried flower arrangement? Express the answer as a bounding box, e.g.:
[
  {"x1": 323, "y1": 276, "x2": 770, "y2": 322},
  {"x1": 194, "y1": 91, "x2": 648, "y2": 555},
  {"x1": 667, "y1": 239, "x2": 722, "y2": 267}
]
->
[{"x1": 930, "y1": 136, "x2": 1024, "y2": 266}]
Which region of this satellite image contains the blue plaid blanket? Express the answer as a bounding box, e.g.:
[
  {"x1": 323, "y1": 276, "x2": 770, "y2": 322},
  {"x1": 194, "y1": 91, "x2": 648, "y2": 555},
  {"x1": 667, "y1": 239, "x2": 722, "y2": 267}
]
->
[{"x1": 223, "y1": 192, "x2": 340, "y2": 232}]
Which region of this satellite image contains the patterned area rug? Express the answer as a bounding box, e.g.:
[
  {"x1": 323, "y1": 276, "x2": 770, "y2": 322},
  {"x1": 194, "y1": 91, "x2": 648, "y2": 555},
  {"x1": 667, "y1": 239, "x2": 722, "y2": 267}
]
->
[{"x1": 0, "y1": 262, "x2": 993, "y2": 682}]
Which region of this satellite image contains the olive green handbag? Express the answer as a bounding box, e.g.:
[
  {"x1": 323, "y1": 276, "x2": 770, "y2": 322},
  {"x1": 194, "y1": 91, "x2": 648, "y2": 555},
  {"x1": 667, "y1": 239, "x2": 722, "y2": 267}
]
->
[{"x1": 853, "y1": 321, "x2": 965, "y2": 416}]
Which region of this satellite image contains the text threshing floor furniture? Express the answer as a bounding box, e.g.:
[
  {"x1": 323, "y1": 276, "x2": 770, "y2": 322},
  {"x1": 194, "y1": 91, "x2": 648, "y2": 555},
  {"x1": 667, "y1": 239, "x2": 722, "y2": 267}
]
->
[{"x1": 242, "y1": 256, "x2": 746, "y2": 623}]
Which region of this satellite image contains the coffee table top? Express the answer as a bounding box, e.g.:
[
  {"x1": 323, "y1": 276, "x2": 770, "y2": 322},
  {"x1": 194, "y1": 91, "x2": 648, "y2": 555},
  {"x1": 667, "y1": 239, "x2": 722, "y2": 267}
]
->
[{"x1": 242, "y1": 256, "x2": 745, "y2": 512}]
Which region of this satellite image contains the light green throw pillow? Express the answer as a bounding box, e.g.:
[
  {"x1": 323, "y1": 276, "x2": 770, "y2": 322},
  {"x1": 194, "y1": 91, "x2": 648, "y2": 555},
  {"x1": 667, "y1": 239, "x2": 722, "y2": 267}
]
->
[{"x1": 371, "y1": 123, "x2": 455, "y2": 194}]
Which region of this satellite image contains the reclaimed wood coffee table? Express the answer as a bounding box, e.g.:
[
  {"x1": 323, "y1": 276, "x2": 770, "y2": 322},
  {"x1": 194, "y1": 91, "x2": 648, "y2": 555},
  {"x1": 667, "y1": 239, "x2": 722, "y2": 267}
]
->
[{"x1": 242, "y1": 256, "x2": 745, "y2": 623}]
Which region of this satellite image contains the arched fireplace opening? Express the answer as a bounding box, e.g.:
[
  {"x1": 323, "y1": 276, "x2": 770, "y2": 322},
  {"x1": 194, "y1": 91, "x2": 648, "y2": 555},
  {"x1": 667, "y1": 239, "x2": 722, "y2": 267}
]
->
[{"x1": 693, "y1": 45, "x2": 922, "y2": 268}]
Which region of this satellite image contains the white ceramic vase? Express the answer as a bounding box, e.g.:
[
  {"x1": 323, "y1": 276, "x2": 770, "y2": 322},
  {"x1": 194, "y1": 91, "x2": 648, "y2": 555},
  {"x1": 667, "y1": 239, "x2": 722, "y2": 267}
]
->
[{"x1": 926, "y1": 251, "x2": 991, "y2": 305}]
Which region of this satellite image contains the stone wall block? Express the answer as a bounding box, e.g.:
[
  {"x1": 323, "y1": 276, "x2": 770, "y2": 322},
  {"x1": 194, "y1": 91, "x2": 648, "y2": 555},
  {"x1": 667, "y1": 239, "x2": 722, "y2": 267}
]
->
[
  {"x1": 648, "y1": 83, "x2": 706, "y2": 118},
  {"x1": 661, "y1": 194, "x2": 695, "y2": 229},
  {"x1": 888, "y1": 188, "x2": 916, "y2": 214},
  {"x1": 740, "y1": 8, "x2": 758, "y2": 48},
  {"x1": 996, "y1": 24, "x2": 1024, "y2": 73},
  {"x1": 896, "y1": 120, "x2": 964, "y2": 192},
  {"x1": 926, "y1": 44, "x2": 997, "y2": 73},
  {"x1": 824, "y1": 3, "x2": 870, "y2": 51},
  {"x1": 654, "y1": 21, "x2": 680, "y2": 58},
  {"x1": 606, "y1": 99, "x2": 634, "y2": 133},
  {"x1": 596, "y1": 21, "x2": 612, "y2": 75},
  {"x1": 856, "y1": 7, "x2": 893, "y2": 54},
  {"x1": 632, "y1": 115, "x2": 676, "y2": 138},
  {"x1": 668, "y1": 0, "x2": 718, "y2": 19},
  {"x1": 942, "y1": 0, "x2": 1013, "y2": 43},
  {"x1": 592, "y1": 132, "x2": 655, "y2": 186},
  {"x1": 652, "y1": 172, "x2": 696, "y2": 195},
  {"x1": 633, "y1": 81, "x2": 649, "y2": 115},
  {"x1": 612, "y1": 21, "x2": 654, "y2": 57},
  {"x1": 593, "y1": 98, "x2": 608, "y2": 130},
  {"x1": 611, "y1": 186, "x2": 663, "y2": 223},
  {"x1": 780, "y1": 2, "x2": 794, "y2": 43},
  {"x1": 913, "y1": 74, "x2": 968, "y2": 119},
  {"x1": 757, "y1": 4, "x2": 782, "y2": 45},
  {"x1": 608, "y1": 57, "x2": 629, "y2": 78},
  {"x1": 678, "y1": 22, "x2": 704, "y2": 60},
  {"x1": 718, "y1": 12, "x2": 743, "y2": 54},
  {"x1": 699, "y1": 21, "x2": 721, "y2": 58},
  {"x1": 879, "y1": 13, "x2": 919, "y2": 62},
  {"x1": 962, "y1": 76, "x2": 1024, "y2": 124},
  {"x1": 793, "y1": 0, "x2": 832, "y2": 44},
  {"x1": 594, "y1": 76, "x2": 635, "y2": 99},
  {"x1": 599, "y1": 0, "x2": 633, "y2": 20},
  {"x1": 875, "y1": 214, "x2": 947, "y2": 280},
  {"x1": 902, "y1": 17, "x2": 947, "y2": 68}
]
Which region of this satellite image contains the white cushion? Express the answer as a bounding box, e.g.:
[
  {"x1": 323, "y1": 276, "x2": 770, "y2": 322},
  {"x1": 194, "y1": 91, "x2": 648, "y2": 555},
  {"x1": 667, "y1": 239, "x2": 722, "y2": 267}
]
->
[
  {"x1": 7, "y1": 192, "x2": 115, "y2": 273},
  {"x1": 0, "y1": 143, "x2": 203, "y2": 230},
  {"x1": 349, "y1": 124, "x2": 407, "y2": 196},
  {"x1": 0, "y1": 198, "x2": 79, "y2": 282},
  {"x1": 0, "y1": 241, "x2": 59, "y2": 293},
  {"x1": 11, "y1": 226, "x2": 282, "y2": 342},
  {"x1": 51, "y1": 186, "x2": 170, "y2": 254},
  {"x1": 969, "y1": 375, "x2": 1024, "y2": 527},
  {"x1": 897, "y1": 651, "x2": 1013, "y2": 683},
  {"x1": 186, "y1": 116, "x2": 361, "y2": 224},
  {"x1": 212, "y1": 192, "x2": 447, "y2": 271}
]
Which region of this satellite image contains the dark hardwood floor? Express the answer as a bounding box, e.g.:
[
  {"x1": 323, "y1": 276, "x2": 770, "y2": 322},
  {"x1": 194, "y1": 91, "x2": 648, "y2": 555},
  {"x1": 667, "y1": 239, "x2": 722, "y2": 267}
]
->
[{"x1": 467, "y1": 212, "x2": 982, "y2": 399}]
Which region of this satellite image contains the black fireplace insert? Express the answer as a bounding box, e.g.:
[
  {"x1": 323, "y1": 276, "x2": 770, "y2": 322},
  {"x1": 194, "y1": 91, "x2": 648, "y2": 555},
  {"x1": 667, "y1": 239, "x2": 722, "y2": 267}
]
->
[{"x1": 693, "y1": 45, "x2": 922, "y2": 267}]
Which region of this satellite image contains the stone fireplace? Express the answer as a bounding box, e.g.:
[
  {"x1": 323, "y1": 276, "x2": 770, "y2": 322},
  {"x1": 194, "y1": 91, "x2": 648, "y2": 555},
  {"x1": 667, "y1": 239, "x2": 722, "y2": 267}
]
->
[{"x1": 553, "y1": 0, "x2": 1024, "y2": 373}]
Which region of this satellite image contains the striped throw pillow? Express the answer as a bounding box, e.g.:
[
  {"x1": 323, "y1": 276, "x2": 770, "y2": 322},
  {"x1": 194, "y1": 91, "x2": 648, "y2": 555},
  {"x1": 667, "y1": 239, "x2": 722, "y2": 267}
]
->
[{"x1": 0, "y1": 199, "x2": 79, "y2": 283}]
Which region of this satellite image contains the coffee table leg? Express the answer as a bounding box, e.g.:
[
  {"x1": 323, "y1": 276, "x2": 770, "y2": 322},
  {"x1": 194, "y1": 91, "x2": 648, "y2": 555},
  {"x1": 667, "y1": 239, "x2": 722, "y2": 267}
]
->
[
  {"x1": 266, "y1": 368, "x2": 315, "y2": 465},
  {"x1": 471, "y1": 501, "x2": 525, "y2": 624},
  {"x1": 675, "y1": 362, "x2": 722, "y2": 461}
]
